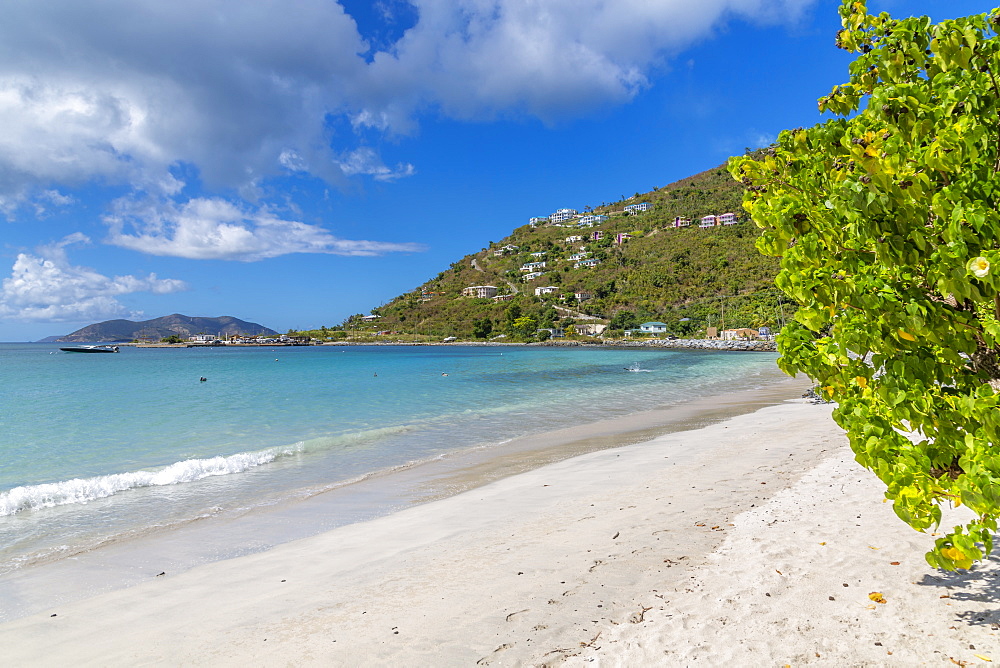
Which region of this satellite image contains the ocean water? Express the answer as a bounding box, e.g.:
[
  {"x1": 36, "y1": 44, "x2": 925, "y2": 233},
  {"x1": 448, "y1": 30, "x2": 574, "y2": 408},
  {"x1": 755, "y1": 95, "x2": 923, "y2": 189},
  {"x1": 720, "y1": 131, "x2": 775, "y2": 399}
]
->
[{"x1": 0, "y1": 343, "x2": 783, "y2": 576}]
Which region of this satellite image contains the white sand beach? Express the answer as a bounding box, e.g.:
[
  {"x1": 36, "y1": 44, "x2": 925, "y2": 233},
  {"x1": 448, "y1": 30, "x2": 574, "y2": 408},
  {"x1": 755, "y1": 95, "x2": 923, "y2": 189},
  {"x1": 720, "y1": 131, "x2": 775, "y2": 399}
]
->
[{"x1": 2, "y1": 399, "x2": 998, "y2": 666}]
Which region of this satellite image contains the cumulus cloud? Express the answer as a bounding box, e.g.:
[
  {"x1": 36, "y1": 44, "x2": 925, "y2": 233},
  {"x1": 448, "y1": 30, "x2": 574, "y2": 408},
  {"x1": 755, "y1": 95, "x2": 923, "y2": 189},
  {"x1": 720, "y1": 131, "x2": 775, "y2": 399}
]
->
[
  {"x1": 104, "y1": 196, "x2": 425, "y2": 261},
  {"x1": 368, "y1": 0, "x2": 816, "y2": 121},
  {"x1": 0, "y1": 0, "x2": 815, "y2": 214},
  {"x1": 0, "y1": 234, "x2": 188, "y2": 322}
]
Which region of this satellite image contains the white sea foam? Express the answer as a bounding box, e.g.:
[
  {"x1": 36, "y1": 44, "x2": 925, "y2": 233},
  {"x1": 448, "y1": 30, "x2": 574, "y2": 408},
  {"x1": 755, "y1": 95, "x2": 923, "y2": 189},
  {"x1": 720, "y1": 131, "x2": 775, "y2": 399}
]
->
[{"x1": 0, "y1": 448, "x2": 295, "y2": 516}]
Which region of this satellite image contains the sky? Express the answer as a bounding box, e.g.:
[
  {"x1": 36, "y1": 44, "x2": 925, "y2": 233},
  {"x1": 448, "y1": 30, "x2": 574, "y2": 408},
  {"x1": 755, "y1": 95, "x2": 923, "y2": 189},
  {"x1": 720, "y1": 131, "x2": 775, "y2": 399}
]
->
[{"x1": 0, "y1": 0, "x2": 990, "y2": 341}]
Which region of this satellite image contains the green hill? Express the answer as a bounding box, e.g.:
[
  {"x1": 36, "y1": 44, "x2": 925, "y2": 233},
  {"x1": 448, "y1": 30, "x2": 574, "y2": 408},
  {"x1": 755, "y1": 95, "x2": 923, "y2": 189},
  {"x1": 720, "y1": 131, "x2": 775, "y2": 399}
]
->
[
  {"x1": 316, "y1": 163, "x2": 787, "y2": 341},
  {"x1": 55, "y1": 314, "x2": 278, "y2": 342}
]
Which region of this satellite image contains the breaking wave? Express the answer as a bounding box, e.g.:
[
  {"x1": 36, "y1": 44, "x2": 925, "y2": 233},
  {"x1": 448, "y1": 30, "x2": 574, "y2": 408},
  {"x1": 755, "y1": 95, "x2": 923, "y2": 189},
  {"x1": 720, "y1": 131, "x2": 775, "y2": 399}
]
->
[{"x1": 0, "y1": 446, "x2": 300, "y2": 517}]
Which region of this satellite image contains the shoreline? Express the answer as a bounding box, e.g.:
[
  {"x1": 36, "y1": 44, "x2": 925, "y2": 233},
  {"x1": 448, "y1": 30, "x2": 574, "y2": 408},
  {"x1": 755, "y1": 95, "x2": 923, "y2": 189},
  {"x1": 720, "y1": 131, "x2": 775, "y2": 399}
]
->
[
  {"x1": 0, "y1": 371, "x2": 805, "y2": 623},
  {"x1": 3, "y1": 398, "x2": 999, "y2": 664},
  {"x1": 36, "y1": 338, "x2": 778, "y2": 352}
]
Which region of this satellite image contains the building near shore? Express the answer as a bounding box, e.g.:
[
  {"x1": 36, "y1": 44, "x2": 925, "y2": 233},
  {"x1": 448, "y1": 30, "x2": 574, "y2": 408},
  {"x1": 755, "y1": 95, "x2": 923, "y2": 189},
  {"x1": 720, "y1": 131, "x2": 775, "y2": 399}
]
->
[{"x1": 721, "y1": 328, "x2": 759, "y2": 340}]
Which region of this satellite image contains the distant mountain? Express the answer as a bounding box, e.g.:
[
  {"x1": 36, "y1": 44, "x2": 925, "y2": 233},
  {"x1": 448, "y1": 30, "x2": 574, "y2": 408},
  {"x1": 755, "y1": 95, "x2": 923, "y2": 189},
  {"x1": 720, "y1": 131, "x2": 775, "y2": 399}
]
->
[{"x1": 50, "y1": 314, "x2": 278, "y2": 343}]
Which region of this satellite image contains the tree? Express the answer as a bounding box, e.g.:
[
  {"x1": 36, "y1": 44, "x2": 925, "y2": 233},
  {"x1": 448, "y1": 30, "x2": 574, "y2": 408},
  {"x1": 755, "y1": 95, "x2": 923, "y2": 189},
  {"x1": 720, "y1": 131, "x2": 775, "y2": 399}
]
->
[
  {"x1": 730, "y1": 0, "x2": 1000, "y2": 569},
  {"x1": 512, "y1": 316, "x2": 537, "y2": 339},
  {"x1": 610, "y1": 310, "x2": 639, "y2": 331},
  {"x1": 472, "y1": 318, "x2": 493, "y2": 339}
]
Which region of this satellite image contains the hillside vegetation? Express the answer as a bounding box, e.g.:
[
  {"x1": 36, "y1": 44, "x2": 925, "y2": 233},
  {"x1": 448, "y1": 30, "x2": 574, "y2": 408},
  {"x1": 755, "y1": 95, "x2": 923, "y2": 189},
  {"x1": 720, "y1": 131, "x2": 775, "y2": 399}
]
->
[{"x1": 317, "y1": 163, "x2": 785, "y2": 341}]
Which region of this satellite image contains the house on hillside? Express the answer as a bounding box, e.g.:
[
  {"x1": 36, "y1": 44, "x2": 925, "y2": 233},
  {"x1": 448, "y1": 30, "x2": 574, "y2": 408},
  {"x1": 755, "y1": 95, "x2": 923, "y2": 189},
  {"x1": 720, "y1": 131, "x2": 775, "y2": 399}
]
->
[
  {"x1": 462, "y1": 285, "x2": 499, "y2": 298},
  {"x1": 719, "y1": 212, "x2": 739, "y2": 225},
  {"x1": 564, "y1": 235, "x2": 583, "y2": 243},
  {"x1": 577, "y1": 214, "x2": 608, "y2": 227},
  {"x1": 529, "y1": 217, "x2": 549, "y2": 226},
  {"x1": 523, "y1": 271, "x2": 545, "y2": 281},
  {"x1": 493, "y1": 244, "x2": 519, "y2": 257},
  {"x1": 699, "y1": 214, "x2": 718, "y2": 228},
  {"x1": 549, "y1": 208, "x2": 578, "y2": 224},
  {"x1": 673, "y1": 216, "x2": 691, "y2": 228},
  {"x1": 624, "y1": 202, "x2": 652, "y2": 215},
  {"x1": 361, "y1": 315, "x2": 381, "y2": 321},
  {"x1": 591, "y1": 231, "x2": 604, "y2": 241},
  {"x1": 520, "y1": 261, "x2": 547, "y2": 272},
  {"x1": 615, "y1": 233, "x2": 632, "y2": 245},
  {"x1": 568, "y1": 252, "x2": 589, "y2": 261},
  {"x1": 530, "y1": 251, "x2": 547, "y2": 258},
  {"x1": 534, "y1": 286, "x2": 559, "y2": 296},
  {"x1": 492, "y1": 294, "x2": 515, "y2": 302},
  {"x1": 574, "y1": 291, "x2": 593, "y2": 302},
  {"x1": 574, "y1": 258, "x2": 600, "y2": 269}
]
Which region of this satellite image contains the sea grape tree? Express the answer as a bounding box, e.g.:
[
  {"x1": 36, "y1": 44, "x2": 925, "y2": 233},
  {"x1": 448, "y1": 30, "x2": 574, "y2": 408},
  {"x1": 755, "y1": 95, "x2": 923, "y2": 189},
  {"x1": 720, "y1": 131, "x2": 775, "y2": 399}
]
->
[{"x1": 730, "y1": 1, "x2": 1000, "y2": 569}]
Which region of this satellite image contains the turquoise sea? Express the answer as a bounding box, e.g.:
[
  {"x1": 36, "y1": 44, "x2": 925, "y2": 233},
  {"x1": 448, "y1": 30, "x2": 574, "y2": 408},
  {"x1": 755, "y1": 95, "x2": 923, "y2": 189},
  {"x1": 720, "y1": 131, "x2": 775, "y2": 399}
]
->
[{"x1": 0, "y1": 343, "x2": 785, "y2": 580}]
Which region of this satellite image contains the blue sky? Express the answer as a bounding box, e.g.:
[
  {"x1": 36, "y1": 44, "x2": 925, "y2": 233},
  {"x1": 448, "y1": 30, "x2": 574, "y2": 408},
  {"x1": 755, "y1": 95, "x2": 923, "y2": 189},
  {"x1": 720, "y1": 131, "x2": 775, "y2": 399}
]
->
[{"x1": 0, "y1": 0, "x2": 989, "y2": 340}]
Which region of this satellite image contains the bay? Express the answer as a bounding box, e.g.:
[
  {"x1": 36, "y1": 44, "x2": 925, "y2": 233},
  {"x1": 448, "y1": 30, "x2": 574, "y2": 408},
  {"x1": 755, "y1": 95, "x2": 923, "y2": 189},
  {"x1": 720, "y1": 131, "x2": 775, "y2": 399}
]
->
[{"x1": 0, "y1": 343, "x2": 785, "y2": 576}]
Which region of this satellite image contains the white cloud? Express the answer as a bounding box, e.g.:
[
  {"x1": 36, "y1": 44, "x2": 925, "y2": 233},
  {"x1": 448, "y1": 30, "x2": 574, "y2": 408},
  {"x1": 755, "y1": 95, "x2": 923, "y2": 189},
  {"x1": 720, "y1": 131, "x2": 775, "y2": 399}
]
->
[
  {"x1": 368, "y1": 0, "x2": 816, "y2": 121},
  {"x1": 104, "y1": 196, "x2": 426, "y2": 261},
  {"x1": 0, "y1": 234, "x2": 188, "y2": 322},
  {"x1": 338, "y1": 147, "x2": 415, "y2": 182}
]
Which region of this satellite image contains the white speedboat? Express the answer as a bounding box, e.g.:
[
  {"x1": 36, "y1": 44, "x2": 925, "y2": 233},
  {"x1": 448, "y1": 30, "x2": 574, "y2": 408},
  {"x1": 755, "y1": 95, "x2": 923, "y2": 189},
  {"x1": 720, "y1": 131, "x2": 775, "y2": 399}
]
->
[{"x1": 59, "y1": 345, "x2": 120, "y2": 353}]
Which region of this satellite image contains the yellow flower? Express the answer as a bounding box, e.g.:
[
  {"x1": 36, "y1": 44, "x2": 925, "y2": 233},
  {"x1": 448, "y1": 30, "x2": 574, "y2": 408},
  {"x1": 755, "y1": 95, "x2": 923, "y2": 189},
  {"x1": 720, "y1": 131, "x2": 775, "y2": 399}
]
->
[{"x1": 968, "y1": 256, "x2": 990, "y2": 278}]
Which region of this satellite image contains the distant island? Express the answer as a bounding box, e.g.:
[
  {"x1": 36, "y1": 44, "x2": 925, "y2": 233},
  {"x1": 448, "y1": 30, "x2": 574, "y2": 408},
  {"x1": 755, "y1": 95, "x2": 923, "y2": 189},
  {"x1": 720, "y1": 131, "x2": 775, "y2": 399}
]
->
[{"x1": 45, "y1": 314, "x2": 278, "y2": 343}]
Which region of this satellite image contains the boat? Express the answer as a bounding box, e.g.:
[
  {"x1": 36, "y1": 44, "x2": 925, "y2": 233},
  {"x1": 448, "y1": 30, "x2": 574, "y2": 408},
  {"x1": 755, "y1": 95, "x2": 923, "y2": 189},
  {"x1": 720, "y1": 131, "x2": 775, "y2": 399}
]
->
[{"x1": 59, "y1": 345, "x2": 120, "y2": 353}]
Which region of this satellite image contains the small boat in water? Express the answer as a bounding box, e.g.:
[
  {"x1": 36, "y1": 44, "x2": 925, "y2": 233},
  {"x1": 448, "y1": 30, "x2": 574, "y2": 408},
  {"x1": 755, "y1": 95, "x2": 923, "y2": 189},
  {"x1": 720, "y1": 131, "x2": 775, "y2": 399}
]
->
[{"x1": 60, "y1": 345, "x2": 120, "y2": 353}]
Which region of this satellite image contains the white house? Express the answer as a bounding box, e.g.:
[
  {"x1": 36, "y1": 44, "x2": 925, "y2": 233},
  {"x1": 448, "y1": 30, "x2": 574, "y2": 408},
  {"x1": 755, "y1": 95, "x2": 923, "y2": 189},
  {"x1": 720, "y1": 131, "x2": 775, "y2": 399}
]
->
[
  {"x1": 639, "y1": 321, "x2": 668, "y2": 334},
  {"x1": 361, "y1": 314, "x2": 381, "y2": 321},
  {"x1": 624, "y1": 202, "x2": 653, "y2": 215},
  {"x1": 575, "y1": 258, "x2": 600, "y2": 269},
  {"x1": 534, "y1": 286, "x2": 559, "y2": 296},
  {"x1": 530, "y1": 251, "x2": 547, "y2": 258},
  {"x1": 564, "y1": 235, "x2": 583, "y2": 243},
  {"x1": 574, "y1": 291, "x2": 593, "y2": 302},
  {"x1": 549, "y1": 208, "x2": 578, "y2": 224},
  {"x1": 575, "y1": 323, "x2": 606, "y2": 336},
  {"x1": 529, "y1": 216, "x2": 549, "y2": 226},
  {"x1": 462, "y1": 285, "x2": 499, "y2": 298},
  {"x1": 520, "y1": 261, "x2": 546, "y2": 272},
  {"x1": 699, "y1": 215, "x2": 718, "y2": 228},
  {"x1": 719, "y1": 212, "x2": 739, "y2": 225},
  {"x1": 721, "y1": 328, "x2": 759, "y2": 340},
  {"x1": 523, "y1": 271, "x2": 545, "y2": 281},
  {"x1": 577, "y1": 214, "x2": 609, "y2": 227},
  {"x1": 568, "y1": 252, "x2": 589, "y2": 261},
  {"x1": 493, "y1": 244, "x2": 519, "y2": 257}
]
